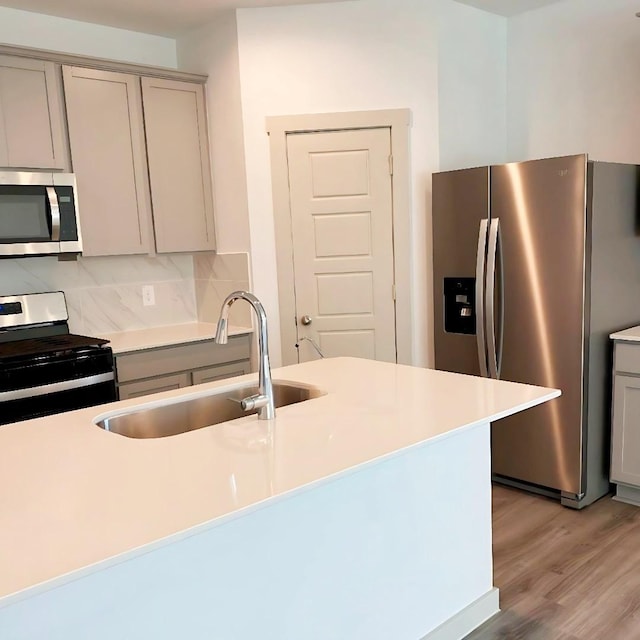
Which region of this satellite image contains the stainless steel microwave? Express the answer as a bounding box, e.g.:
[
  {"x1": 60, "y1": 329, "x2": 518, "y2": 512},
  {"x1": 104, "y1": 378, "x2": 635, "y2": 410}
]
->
[{"x1": 0, "y1": 171, "x2": 82, "y2": 257}]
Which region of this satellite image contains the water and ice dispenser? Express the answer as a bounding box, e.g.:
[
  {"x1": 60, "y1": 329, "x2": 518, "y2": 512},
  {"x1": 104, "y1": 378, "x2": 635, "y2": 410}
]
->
[{"x1": 443, "y1": 277, "x2": 476, "y2": 335}]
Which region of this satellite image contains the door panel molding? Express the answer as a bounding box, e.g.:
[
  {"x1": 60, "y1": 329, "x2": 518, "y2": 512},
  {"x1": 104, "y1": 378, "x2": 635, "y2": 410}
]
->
[{"x1": 267, "y1": 109, "x2": 412, "y2": 366}]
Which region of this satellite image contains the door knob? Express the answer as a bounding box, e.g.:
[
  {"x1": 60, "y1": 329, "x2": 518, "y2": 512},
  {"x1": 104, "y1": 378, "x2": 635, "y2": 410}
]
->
[{"x1": 300, "y1": 315, "x2": 312, "y2": 326}]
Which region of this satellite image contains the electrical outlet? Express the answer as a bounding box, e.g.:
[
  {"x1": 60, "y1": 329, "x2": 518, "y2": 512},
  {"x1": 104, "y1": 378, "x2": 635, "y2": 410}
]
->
[{"x1": 142, "y1": 285, "x2": 155, "y2": 307}]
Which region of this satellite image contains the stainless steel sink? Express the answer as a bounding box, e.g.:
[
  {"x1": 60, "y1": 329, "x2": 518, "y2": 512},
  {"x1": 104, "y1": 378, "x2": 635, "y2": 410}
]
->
[{"x1": 95, "y1": 381, "x2": 325, "y2": 439}]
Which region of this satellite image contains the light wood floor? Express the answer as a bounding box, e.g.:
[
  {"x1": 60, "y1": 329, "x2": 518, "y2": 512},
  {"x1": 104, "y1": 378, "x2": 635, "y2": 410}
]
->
[{"x1": 464, "y1": 485, "x2": 640, "y2": 640}]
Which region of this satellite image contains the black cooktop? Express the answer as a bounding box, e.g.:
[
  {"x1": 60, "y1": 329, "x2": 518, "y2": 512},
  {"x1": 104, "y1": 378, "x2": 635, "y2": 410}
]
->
[{"x1": 0, "y1": 334, "x2": 110, "y2": 361}]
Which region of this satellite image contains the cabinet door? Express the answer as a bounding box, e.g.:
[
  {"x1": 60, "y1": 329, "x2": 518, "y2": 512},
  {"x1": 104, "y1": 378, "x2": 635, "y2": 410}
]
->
[
  {"x1": 191, "y1": 361, "x2": 251, "y2": 386},
  {"x1": 118, "y1": 372, "x2": 190, "y2": 401},
  {"x1": 0, "y1": 56, "x2": 67, "y2": 169},
  {"x1": 115, "y1": 336, "x2": 251, "y2": 384},
  {"x1": 611, "y1": 374, "x2": 640, "y2": 486},
  {"x1": 141, "y1": 77, "x2": 215, "y2": 253},
  {"x1": 63, "y1": 66, "x2": 153, "y2": 256}
]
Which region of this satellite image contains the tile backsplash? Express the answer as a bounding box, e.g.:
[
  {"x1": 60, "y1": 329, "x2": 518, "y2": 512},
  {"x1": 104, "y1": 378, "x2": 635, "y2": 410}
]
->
[
  {"x1": 0, "y1": 252, "x2": 252, "y2": 336},
  {"x1": 194, "y1": 252, "x2": 252, "y2": 327}
]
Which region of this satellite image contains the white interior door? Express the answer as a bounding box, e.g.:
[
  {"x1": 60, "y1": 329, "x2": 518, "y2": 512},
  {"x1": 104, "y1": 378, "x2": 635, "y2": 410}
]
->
[{"x1": 286, "y1": 127, "x2": 397, "y2": 363}]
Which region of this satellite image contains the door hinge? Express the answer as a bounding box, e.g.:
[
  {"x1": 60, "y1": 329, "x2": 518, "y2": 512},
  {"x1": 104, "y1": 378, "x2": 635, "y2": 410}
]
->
[
  {"x1": 388, "y1": 154, "x2": 394, "y2": 176},
  {"x1": 392, "y1": 284, "x2": 397, "y2": 301}
]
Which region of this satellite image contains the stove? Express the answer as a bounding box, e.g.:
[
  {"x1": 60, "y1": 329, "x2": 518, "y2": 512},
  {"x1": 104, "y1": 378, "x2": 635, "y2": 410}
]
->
[{"x1": 0, "y1": 292, "x2": 116, "y2": 426}]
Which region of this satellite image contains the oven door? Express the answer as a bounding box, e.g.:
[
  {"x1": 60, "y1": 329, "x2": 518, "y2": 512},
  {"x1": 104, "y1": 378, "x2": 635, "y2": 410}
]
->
[{"x1": 0, "y1": 372, "x2": 116, "y2": 426}]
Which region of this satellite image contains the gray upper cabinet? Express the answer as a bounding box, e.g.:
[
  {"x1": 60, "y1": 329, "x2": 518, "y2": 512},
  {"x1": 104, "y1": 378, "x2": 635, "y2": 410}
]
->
[
  {"x1": 141, "y1": 78, "x2": 216, "y2": 253},
  {"x1": 0, "y1": 55, "x2": 67, "y2": 170},
  {"x1": 62, "y1": 66, "x2": 215, "y2": 257},
  {"x1": 63, "y1": 66, "x2": 153, "y2": 256}
]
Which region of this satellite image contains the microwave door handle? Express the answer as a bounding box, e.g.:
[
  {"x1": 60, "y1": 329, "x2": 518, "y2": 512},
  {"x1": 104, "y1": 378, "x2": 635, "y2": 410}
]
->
[
  {"x1": 46, "y1": 187, "x2": 60, "y2": 242},
  {"x1": 475, "y1": 218, "x2": 489, "y2": 378}
]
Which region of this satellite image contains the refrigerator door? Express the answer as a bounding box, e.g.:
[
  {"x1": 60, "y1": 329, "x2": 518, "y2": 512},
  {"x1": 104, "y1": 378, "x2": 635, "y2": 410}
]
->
[
  {"x1": 433, "y1": 166, "x2": 490, "y2": 376},
  {"x1": 490, "y1": 154, "x2": 588, "y2": 496}
]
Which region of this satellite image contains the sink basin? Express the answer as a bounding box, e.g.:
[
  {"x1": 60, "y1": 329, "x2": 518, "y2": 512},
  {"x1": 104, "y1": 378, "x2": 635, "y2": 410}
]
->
[{"x1": 95, "y1": 381, "x2": 325, "y2": 439}]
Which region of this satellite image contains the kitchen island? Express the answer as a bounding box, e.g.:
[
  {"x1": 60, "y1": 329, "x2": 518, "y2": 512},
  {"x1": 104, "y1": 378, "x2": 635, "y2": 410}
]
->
[{"x1": 0, "y1": 358, "x2": 559, "y2": 640}]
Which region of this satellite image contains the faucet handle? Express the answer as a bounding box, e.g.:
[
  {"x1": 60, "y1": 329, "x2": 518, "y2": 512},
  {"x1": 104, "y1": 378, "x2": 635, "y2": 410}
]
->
[{"x1": 240, "y1": 394, "x2": 270, "y2": 412}]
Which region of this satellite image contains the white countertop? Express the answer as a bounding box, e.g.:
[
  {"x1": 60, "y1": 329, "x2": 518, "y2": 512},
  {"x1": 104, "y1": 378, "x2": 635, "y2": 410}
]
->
[
  {"x1": 99, "y1": 322, "x2": 253, "y2": 354},
  {"x1": 0, "y1": 358, "x2": 559, "y2": 605},
  {"x1": 610, "y1": 326, "x2": 640, "y2": 342}
]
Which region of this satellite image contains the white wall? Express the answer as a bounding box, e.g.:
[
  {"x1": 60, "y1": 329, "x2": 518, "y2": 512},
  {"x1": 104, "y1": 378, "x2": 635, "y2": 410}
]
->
[
  {"x1": 177, "y1": 12, "x2": 252, "y2": 253},
  {"x1": 508, "y1": 0, "x2": 640, "y2": 164},
  {"x1": 0, "y1": 6, "x2": 177, "y2": 67},
  {"x1": 438, "y1": 1, "x2": 507, "y2": 170},
  {"x1": 234, "y1": 0, "x2": 507, "y2": 367}
]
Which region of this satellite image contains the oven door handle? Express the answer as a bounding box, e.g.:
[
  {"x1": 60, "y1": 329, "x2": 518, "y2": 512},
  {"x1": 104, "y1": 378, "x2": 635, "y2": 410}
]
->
[{"x1": 0, "y1": 372, "x2": 114, "y2": 403}]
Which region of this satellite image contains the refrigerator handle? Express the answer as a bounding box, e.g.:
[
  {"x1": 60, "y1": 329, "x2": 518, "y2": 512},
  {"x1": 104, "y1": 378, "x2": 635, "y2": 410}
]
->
[
  {"x1": 475, "y1": 219, "x2": 489, "y2": 378},
  {"x1": 486, "y1": 218, "x2": 504, "y2": 379}
]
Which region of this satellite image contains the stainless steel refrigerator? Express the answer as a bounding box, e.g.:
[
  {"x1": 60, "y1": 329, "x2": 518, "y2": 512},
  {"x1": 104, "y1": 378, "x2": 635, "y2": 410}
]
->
[{"x1": 432, "y1": 154, "x2": 640, "y2": 508}]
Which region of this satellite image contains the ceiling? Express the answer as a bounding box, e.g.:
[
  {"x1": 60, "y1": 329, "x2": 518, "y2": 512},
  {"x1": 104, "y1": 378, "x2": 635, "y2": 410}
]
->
[
  {"x1": 0, "y1": 0, "x2": 570, "y2": 38},
  {"x1": 455, "y1": 0, "x2": 567, "y2": 16}
]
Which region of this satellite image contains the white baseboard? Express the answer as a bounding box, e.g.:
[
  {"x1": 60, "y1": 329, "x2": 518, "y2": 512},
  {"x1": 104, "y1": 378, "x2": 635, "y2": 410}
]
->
[{"x1": 420, "y1": 588, "x2": 500, "y2": 640}]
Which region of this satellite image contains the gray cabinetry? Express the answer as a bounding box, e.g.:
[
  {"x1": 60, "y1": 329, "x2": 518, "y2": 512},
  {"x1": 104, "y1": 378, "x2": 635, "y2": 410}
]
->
[
  {"x1": 0, "y1": 55, "x2": 67, "y2": 170},
  {"x1": 611, "y1": 341, "x2": 640, "y2": 505},
  {"x1": 62, "y1": 66, "x2": 214, "y2": 257},
  {"x1": 118, "y1": 373, "x2": 191, "y2": 401},
  {"x1": 141, "y1": 78, "x2": 215, "y2": 253},
  {"x1": 191, "y1": 361, "x2": 252, "y2": 386},
  {"x1": 115, "y1": 335, "x2": 251, "y2": 401},
  {"x1": 63, "y1": 67, "x2": 153, "y2": 256}
]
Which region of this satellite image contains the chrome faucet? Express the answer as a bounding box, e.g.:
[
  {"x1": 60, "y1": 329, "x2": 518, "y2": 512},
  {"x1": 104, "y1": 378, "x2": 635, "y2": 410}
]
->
[{"x1": 215, "y1": 291, "x2": 275, "y2": 420}]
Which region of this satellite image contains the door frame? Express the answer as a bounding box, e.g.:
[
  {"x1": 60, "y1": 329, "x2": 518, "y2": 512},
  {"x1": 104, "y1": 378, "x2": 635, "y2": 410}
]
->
[{"x1": 266, "y1": 109, "x2": 412, "y2": 366}]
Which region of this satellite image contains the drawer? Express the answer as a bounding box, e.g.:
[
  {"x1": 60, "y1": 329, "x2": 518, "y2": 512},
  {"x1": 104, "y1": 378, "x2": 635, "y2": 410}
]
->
[
  {"x1": 115, "y1": 335, "x2": 251, "y2": 383},
  {"x1": 118, "y1": 372, "x2": 190, "y2": 400},
  {"x1": 191, "y1": 361, "x2": 251, "y2": 386},
  {"x1": 614, "y1": 342, "x2": 640, "y2": 375}
]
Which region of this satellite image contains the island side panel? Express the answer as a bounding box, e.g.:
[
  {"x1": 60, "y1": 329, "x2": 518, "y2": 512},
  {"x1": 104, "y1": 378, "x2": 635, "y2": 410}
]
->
[{"x1": 1, "y1": 423, "x2": 495, "y2": 640}]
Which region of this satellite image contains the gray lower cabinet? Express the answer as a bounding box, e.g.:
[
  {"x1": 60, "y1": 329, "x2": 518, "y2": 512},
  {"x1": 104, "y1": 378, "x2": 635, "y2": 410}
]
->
[
  {"x1": 118, "y1": 373, "x2": 191, "y2": 401},
  {"x1": 191, "y1": 361, "x2": 251, "y2": 386},
  {"x1": 611, "y1": 341, "x2": 640, "y2": 505},
  {"x1": 115, "y1": 335, "x2": 251, "y2": 401}
]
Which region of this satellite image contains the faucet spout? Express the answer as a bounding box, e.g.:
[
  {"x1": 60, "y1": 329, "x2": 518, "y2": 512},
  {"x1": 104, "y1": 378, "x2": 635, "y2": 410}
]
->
[{"x1": 214, "y1": 291, "x2": 275, "y2": 420}]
